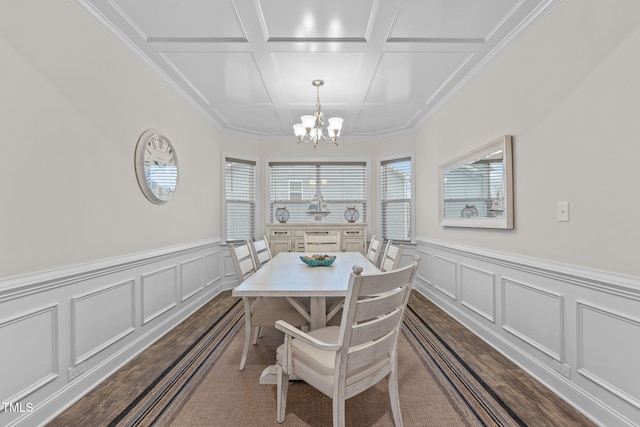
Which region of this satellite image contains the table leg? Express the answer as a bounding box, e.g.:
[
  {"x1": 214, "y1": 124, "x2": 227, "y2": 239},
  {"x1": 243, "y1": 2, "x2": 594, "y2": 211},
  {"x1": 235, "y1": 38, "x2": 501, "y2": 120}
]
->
[{"x1": 309, "y1": 296, "x2": 327, "y2": 330}]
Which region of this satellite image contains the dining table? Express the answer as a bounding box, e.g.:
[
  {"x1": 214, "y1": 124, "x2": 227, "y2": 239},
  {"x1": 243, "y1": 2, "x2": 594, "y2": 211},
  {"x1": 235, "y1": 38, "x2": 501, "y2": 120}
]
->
[
  {"x1": 232, "y1": 251, "x2": 380, "y2": 330},
  {"x1": 232, "y1": 251, "x2": 380, "y2": 383}
]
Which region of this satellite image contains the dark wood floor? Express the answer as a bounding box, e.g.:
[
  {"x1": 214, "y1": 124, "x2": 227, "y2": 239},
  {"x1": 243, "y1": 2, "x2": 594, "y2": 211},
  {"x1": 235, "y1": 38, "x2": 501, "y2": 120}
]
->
[{"x1": 50, "y1": 290, "x2": 596, "y2": 426}]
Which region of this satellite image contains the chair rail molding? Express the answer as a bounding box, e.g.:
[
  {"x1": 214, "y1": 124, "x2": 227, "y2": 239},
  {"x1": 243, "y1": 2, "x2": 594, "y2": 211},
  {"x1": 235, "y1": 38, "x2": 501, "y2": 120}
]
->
[
  {"x1": 413, "y1": 237, "x2": 640, "y2": 427},
  {"x1": 0, "y1": 239, "x2": 225, "y2": 427}
]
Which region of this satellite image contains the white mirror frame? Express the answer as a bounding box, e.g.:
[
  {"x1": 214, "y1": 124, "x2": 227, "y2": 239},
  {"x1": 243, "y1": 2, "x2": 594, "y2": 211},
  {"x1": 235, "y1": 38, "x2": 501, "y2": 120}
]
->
[{"x1": 439, "y1": 135, "x2": 513, "y2": 229}]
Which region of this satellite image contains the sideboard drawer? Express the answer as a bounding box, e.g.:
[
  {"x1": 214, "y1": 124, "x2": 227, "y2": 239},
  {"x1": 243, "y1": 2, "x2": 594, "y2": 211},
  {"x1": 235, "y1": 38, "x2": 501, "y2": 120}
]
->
[
  {"x1": 341, "y1": 228, "x2": 363, "y2": 237},
  {"x1": 269, "y1": 228, "x2": 292, "y2": 237}
]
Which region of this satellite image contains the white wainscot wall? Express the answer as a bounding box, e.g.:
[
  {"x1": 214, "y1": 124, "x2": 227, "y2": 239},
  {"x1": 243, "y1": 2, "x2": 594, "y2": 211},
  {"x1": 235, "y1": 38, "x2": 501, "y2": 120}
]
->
[
  {"x1": 0, "y1": 240, "x2": 224, "y2": 427},
  {"x1": 411, "y1": 238, "x2": 640, "y2": 427}
]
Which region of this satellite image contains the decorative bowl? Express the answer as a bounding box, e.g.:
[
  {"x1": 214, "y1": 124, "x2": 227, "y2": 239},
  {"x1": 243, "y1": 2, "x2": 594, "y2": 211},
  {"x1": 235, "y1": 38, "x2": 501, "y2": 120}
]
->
[{"x1": 300, "y1": 255, "x2": 336, "y2": 267}]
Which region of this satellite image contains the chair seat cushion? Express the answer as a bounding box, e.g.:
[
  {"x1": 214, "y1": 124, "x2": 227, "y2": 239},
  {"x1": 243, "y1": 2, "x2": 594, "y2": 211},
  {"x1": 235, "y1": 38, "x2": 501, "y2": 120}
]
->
[
  {"x1": 277, "y1": 326, "x2": 389, "y2": 397},
  {"x1": 251, "y1": 297, "x2": 308, "y2": 327}
]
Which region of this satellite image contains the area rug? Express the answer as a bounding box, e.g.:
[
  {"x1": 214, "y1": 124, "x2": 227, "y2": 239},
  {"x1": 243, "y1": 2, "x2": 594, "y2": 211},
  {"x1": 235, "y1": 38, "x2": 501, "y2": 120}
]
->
[{"x1": 108, "y1": 300, "x2": 526, "y2": 426}]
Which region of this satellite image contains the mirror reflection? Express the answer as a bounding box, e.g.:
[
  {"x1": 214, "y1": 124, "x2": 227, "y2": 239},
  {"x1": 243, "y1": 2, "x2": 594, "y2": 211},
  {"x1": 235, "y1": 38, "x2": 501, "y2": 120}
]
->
[{"x1": 440, "y1": 136, "x2": 513, "y2": 229}]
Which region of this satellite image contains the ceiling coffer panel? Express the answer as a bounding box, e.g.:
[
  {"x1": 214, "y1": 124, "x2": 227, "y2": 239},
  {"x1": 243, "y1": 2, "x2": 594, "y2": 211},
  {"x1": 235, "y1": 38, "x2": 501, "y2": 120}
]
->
[
  {"x1": 272, "y1": 52, "x2": 363, "y2": 104},
  {"x1": 258, "y1": 0, "x2": 375, "y2": 40},
  {"x1": 112, "y1": 0, "x2": 247, "y2": 40},
  {"x1": 389, "y1": 0, "x2": 518, "y2": 41},
  {"x1": 366, "y1": 52, "x2": 472, "y2": 105},
  {"x1": 76, "y1": 0, "x2": 557, "y2": 138},
  {"x1": 162, "y1": 52, "x2": 271, "y2": 105}
]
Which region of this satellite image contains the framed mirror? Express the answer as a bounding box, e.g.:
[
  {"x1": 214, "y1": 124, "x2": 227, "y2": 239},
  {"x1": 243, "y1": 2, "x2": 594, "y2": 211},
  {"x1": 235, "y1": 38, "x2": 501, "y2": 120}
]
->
[{"x1": 440, "y1": 135, "x2": 513, "y2": 229}]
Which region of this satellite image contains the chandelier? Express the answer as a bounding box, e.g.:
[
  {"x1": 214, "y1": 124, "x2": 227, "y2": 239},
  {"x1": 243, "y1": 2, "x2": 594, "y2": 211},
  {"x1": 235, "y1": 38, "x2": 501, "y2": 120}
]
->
[{"x1": 293, "y1": 79, "x2": 343, "y2": 148}]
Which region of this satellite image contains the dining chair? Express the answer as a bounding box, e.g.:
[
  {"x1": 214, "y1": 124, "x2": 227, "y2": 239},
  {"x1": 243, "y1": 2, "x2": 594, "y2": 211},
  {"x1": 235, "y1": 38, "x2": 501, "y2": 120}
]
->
[
  {"x1": 250, "y1": 235, "x2": 272, "y2": 269},
  {"x1": 275, "y1": 256, "x2": 421, "y2": 426},
  {"x1": 365, "y1": 235, "x2": 383, "y2": 267},
  {"x1": 326, "y1": 235, "x2": 384, "y2": 327},
  {"x1": 380, "y1": 241, "x2": 403, "y2": 272},
  {"x1": 229, "y1": 242, "x2": 309, "y2": 370},
  {"x1": 304, "y1": 231, "x2": 341, "y2": 253}
]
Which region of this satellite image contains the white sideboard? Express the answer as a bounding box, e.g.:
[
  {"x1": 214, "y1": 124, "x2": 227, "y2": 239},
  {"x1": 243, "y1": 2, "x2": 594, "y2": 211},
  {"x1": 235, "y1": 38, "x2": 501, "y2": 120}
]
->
[{"x1": 266, "y1": 223, "x2": 367, "y2": 255}]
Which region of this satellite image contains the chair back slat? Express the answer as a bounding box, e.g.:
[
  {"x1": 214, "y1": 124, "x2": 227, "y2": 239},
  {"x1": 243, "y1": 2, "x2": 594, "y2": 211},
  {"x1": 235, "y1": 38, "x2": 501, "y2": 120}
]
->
[
  {"x1": 353, "y1": 290, "x2": 407, "y2": 323},
  {"x1": 345, "y1": 331, "x2": 395, "y2": 373},
  {"x1": 359, "y1": 269, "x2": 414, "y2": 297},
  {"x1": 348, "y1": 308, "x2": 403, "y2": 347}
]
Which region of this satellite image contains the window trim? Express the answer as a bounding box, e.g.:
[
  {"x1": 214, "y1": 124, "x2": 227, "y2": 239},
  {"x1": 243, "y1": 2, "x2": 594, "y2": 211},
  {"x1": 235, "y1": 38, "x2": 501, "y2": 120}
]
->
[
  {"x1": 378, "y1": 153, "x2": 415, "y2": 243},
  {"x1": 222, "y1": 153, "x2": 260, "y2": 243}
]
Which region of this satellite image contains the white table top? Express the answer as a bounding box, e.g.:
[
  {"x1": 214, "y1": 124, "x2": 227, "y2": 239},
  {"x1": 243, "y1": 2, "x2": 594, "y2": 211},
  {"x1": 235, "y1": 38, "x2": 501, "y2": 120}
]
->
[{"x1": 232, "y1": 252, "x2": 379, "y2": 297}]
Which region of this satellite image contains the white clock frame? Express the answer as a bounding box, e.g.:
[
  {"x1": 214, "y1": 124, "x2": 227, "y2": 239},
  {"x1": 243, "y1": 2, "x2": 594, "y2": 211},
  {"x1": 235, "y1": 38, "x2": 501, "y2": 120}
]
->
[{"x1": 134, "y1": 129, "x2": 179, "y2": 204}]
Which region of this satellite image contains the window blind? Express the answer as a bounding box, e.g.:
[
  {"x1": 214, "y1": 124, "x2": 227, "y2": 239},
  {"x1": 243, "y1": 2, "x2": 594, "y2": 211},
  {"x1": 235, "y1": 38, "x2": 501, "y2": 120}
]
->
[
  {"x1": 443, "y1": 160, "x2": 504, "y2": 219},
  {"x1": 225, "y1": 157, "x2": 256, "y2": 242},
  {"x1": 381, "y1": 157, "x2": 412, "y2": 241},
  {"x1": 268, "y1": 161, "x2": 367, "y2": 224}
]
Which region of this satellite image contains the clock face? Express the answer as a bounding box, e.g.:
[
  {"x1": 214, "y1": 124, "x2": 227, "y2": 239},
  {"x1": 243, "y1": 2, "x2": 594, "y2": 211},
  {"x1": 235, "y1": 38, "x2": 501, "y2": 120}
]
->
[
  {"x1": 344, "y1": 207, "x2": 359, "y2": 222},
  {"x1": 275, "y1": 207, "x2": 290, "y2": 223},
  {"x1": 135, "y1": 129, "x2": 179, "y2": 204}
]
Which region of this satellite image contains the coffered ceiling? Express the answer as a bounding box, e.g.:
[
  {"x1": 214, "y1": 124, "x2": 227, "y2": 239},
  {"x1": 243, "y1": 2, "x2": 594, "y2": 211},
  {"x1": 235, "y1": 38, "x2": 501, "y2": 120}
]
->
[{"x1": 75, "y1": 0, "x2": 556, "y2": 138}]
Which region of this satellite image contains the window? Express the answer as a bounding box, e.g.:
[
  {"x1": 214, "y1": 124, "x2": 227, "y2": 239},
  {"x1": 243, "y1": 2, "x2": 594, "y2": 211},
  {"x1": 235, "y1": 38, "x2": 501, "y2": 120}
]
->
[
  {"x1": 269, "y1": 161, "x2": 367, "y2": 224},
  {"x1": 380, "y1": 157, "x2": 412, "y2": 242},
  {"x1": 225, "y1": 157, "x2": 256, "y2": 242}
]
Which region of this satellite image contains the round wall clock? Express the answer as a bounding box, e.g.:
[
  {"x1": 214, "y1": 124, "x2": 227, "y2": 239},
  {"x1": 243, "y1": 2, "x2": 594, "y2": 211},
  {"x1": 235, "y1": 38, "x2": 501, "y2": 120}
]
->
[{"x1": 134, "y1": 129, "x2": 179, "y2": 204}]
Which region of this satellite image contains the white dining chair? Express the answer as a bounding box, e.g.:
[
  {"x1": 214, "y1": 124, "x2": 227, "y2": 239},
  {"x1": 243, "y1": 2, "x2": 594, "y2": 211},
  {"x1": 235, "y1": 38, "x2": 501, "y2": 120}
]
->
[
  {"x1": 229, "y1": 241, "x2": 309, "y2": 370},
  {"x1": 304, "y1": 231, "x2": 341, "y2": 253},
  {"x1": 380, "y1": 241, "x2": 403, "y2": 272},
  {"x1": 250, "y1": 235, "x2": 272, "y2": 269},
  {"x1": 365, "y1": 235, "x2": 383, "y2": 266},
  {"x1": 275, "y1": 256, "x2": 421, "y2": 426}
]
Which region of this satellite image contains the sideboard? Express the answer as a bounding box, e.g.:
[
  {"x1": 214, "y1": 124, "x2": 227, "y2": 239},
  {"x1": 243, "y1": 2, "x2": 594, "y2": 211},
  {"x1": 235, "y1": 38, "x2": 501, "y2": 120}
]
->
[{"x1": 266, "y1": 223, "x2": 367, "y2": 255}]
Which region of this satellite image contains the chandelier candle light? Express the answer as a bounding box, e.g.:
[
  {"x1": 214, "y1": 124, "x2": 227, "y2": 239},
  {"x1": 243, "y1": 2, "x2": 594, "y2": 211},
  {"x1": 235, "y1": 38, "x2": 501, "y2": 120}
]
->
[{"x1": 293, "y1": 80, "x2": 343, "y2": 148}]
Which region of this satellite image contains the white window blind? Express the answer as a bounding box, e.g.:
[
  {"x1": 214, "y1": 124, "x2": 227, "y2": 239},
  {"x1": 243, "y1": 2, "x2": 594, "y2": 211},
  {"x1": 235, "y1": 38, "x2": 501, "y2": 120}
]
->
[
  {"x1": 225, "y1": 157, "x2": 256, "y2": 242},
  {"x1": 381, "y1": 157, "x2": 412, "y2": 241},
  {"x1": 269, "y1": 161, "x2": 367, "y2": 224},
  {"x1": 443, "y1": 160, "x2": 504, "y2": 219}
]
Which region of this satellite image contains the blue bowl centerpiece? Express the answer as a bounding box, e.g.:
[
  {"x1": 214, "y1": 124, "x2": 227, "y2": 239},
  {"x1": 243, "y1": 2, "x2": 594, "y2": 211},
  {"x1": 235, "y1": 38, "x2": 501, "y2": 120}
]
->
[{"x1": 300, "y1": 254, "x2": 336, "y2": 267}]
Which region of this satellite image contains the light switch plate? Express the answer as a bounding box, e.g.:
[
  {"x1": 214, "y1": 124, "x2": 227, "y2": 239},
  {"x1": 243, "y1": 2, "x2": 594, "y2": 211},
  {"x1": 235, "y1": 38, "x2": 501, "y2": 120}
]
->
[{"x1": 557, "y1": 202, "x2": 569, "y2": 221}]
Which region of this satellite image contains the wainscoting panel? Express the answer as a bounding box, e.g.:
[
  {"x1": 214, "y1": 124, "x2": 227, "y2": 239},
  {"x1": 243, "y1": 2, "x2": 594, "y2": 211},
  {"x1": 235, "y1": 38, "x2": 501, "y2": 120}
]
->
[
  {"x1": 204, "y1": 251, "x2": 220, "y2": 288},
  {"x1": 221, "y1": 248, "x2": 246, "y2": 290},
  {"x1": 577, "y1": 302, "x2": 640, "y2": 409},
  {"x1": 141, "y1": 265, "x2": 178, "y2": 325},
  {"x1": 433, "y1": 255, "x2": 457, "y2": 300},
  {"x1": 414, "y1": 238, "x2": 640, "y2": 427},
  {"x1": 71, "y1": 280, "x2": 135, "y2": 365},
  {"x1": 502, "y1": 278, "x2": 563, "y2": 360},
  {"x1": 0, "y1": 305, "x2": 58, "y2": 404},
  {"x1": 0, "y1": 240, "x2": 224, "y2": 427},
  {"x1": 415, "y1": 247, "x2": 433, "y2": 286},
  {"x1": 180, "y1": 257, "x2": 204, "y2": 302},
  {"x1": 460, "y1": 264, "x2": 495, "y2": 323}
]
